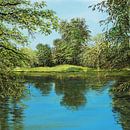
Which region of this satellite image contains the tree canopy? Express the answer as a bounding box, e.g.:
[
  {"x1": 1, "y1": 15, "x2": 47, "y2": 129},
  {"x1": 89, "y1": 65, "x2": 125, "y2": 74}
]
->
[
  {"x1": 36, "y1": 43, "x2": 52, "y2": 66},
  {"x1": 89, "y1": 0, "x2": 130, "y2": 68},
  {"x1": 90, "y1": 0, "x2": 129, "y2": 45},
  {"x1": 0, "y1": 0, "x2": 58, "y2": 98},
  {"x1": 0, "y1": 0, "x2": 58, "y2": 69},
  {"x1": 53, "y1": 18, "x2": 91, "y2": 65}
]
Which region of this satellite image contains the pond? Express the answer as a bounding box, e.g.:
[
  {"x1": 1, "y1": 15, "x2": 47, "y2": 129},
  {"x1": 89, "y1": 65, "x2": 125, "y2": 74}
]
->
[{"x1": 0, "y1": 72, "x2": 130, "y2": 130}]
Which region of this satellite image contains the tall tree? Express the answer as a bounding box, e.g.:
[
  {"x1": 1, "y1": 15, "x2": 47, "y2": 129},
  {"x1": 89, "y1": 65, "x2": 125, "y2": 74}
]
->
[
  {"x1": 52, "y1": 39, "x2": 67, "y2": 65},
  {"x1": 53, "y1": 18, "x2": 91, "y2": 65},
  {"x1": 60, "y1": 18, "x2": 91, "y2": 65},
  {"x1": 36, "y1": 43, "x2": 52, "y2": 66}
]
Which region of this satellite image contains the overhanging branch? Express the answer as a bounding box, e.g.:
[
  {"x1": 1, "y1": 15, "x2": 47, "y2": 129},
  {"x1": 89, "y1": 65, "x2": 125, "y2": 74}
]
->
[
  {"x1": 0, "y1": 44, "x2": 19, "y2": 55},
  {"x1": 0, "y1": 2, "x2": 21, "y2": 7},
  {"x1": 0, "y1": 43, "x2": 30, "y2": 62}
]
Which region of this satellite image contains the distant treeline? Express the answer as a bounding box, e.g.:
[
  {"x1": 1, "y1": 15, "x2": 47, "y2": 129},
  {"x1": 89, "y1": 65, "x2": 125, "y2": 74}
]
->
[{"x1": 21, "y1": 18, "x2": 130, "y2": 69}]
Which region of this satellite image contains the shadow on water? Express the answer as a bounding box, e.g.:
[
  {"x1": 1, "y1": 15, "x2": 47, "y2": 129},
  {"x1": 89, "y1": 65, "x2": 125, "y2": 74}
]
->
[
  {"x1": 110, "y1": 77, "x2": 130, "y2": 130},
  {"x1": 0, "y1": 98, "x2": 25, "y2": 130},
  {"x1": 0, "y1": 73, "x2": 26, "y2": 130},
  {"x1": 0, "y1": 71, "x2": 130, "y2": 130}
]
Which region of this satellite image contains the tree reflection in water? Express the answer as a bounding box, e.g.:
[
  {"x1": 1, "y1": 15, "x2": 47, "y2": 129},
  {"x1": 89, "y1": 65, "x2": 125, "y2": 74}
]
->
[
  {"x1": 55, "y1": 79, "x2": 87, "y2": 110},
  {"x1": 26, "y1": 73, "x2": 108, "y2": 110},
  {"x1": 0, "y1": 73, "x2": 130, "y2": 130},
  {"x1": 110, "y1": 77, "x2": 130, "y2": 130},
  {"x1": 26, "y1": 73, "x2": 130, "y2": 130},
  {"x1": 0, "y1": 98, "x2": 25, "y2": 130},
  {"x1": 0, "y1": 74, "x2": 26, "y2": 130}
]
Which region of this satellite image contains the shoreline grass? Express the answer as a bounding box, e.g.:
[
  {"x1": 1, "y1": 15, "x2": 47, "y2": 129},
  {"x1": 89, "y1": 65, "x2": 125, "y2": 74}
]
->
[
  {"x1": 14, "y1": 65, "x2": 90, "y2": 73},
  {"x1": 14, "y1": 65, "x2": 90, "y2": 79},
  {"x1": 14, "y1": 64, "x2": 130, "y2": 73},
  {"x1": 14, "y1": 64, "x2": 130, "y2": 79}
]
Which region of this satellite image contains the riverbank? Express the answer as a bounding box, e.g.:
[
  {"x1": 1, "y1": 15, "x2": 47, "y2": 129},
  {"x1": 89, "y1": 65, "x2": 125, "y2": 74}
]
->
[
  {"x1": 14, "y1": 64, "x2": 130, "y2": 73},
  {"x1": 14, "y1": 64, "x2": 130, "y2": 79},
  {"x1": 14, "y1": 65, "x2": 90, "y2": 73}
]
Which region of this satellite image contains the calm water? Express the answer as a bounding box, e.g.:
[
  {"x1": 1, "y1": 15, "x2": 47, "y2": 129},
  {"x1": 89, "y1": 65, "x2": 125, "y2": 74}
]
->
[{"x1": 0, "y1": 73, "x2": 130, "y2": 130}]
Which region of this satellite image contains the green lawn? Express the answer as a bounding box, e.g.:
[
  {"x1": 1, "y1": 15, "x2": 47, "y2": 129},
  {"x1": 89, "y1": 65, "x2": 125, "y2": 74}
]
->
[
  {"x1": 14, "y1": 64, "x2": 91, "y2": 73},
  {"x1": 14, "y1": 64, "x2": 130, "y2": 73},
  {"x1": 14, "y1": 64, "x2": 130, "y2": 79}
]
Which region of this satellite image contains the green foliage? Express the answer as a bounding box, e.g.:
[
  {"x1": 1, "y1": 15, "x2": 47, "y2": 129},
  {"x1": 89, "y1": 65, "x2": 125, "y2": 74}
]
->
[
  {"x1": 90, "y1": 0, "x2": 129, "y2": 45},
  {"x1": 89, "y1": 0, "x2": 130, "y2": 69},
  {"x1": 60, "y1": 18, "x2": 91, "y2": 43},
  {"x1": 80, "y1": 34, "x2": 108, "y2": 68},
  {"x1": 0, "y1": 0, "x2": 58, "y2": 68},
  {"x1": 53, "y1": 18, "x2": 91, "y2": 65},
  {"x1": 36, "y1": 43, "x2": 52, "y2": 66},
  {"x1": 52, "y1": 39, "x2": 67, "y2": 64},
  {"x1": 81, "y1": 33, "x2": 130, "y2": 69},
  {"x1": 0, "y1": 0, "x2": 58, "y2": 57},
  {"x1": 0, "y1": 72, "x2": 26, "y2": 99},
  {"x1": 110, "y1": 78, "x2": 130, "y2": 130},
  {"x1": 20, "y1": 47, "x2": 38, "y2": 67},
  {"x1": 0, "y1": 0, "x2": 58, "y2": 98}
]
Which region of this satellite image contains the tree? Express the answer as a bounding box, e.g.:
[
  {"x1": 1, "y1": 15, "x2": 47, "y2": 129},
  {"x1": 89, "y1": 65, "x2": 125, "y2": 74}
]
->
[
  {"x1": 0, "y1": 0, "x2": 58, "y2": 69},
  {"x1": 60, "y1": 18, "x2": 90, "y2": 43},
  {"x1": 90, "y1": 0, "x2": 130, "y2": 68},
  {"x1": 52, "y1": 39, "x2": 67, "y2": 65},
  {"x1": 53, "y1": 18, "x2": 91, "y2": 65},
  {"x1": 0, "y1": 0, "x2": 58, "y2": 97},
  {"x1": 20, "y1": 47, "x2": 38, "y2": 67},
  {"x1": 90, "y1": 0, "x2": 129, "y2": 45},
  {"x1": 60, "y1": 18, "x2": 91, "y2": 65},
  {"x1": 92, "y1": 34, "x2": 105, "y2": 70},
  {"x1": 36, "y1": 43, "x2": 52, "y2": 66},
  {"x1": 0, "y1": 0, "x2": 58, "y2": 56},
  {"x1": 80, "y1": 34, "x2": 111, "y2": 69}
]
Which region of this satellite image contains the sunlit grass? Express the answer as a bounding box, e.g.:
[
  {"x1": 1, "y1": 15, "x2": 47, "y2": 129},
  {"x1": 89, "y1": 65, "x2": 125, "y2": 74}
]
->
[
  {"x1": 14, "y1": 64, "x2": 91, "y2": 73},
  {"x1": 14, "y1": 64, "x2": 130, "y2": 73}
]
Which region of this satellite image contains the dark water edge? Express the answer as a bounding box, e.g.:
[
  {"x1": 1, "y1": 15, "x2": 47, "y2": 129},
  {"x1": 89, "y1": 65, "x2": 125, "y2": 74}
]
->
[
  {"x1": 15, "y1": 70, "x2": 130, "y2": 82},
  {"x1": 0, "y1": 71, "x2": 130, "y2": 130}
]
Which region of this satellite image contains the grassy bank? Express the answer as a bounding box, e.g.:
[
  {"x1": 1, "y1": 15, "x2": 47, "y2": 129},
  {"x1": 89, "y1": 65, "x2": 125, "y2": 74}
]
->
[
  {"x1": 14, "y1": 65, "x2": 130, "y2": 79},
  {"x1": 14, "y1": 65, "x2": 91, "y2": 73},
  {"x1": 14, "y1": 64, "x2": 130, "y2": 73}
]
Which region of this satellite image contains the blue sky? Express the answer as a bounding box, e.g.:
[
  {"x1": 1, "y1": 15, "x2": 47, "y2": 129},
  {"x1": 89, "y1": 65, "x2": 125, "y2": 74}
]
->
[{"x1": 30, "y1": 0, "x2": 107, "y2": 49}]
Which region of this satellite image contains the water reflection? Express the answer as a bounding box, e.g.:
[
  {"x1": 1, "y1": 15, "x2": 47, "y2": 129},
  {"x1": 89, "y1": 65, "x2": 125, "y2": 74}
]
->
[
  {"x1": 0, "y1": 74, "x2": 26, "y2": 130},
  {"x1": 55, "y1": 79, "x2": 87, "y2": 110},
  {"x1": 33, "y1": 78, "x2": 53, "y2": 96},
  {"x1": 0, "y1": 99, "x2": 9, "y2": 130},
  {"x1": 0, "y1": 72, "x2": 129, "y2": 130},
  {"x1": 25, "y1": 74, "x2": 108, "y2": 110},
  {"x1": 111, "y1": 77, "x2": 130, "y2": 130},
  {"x1": 0, "y1": 98, "x2": 25, "y2": 130}
]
